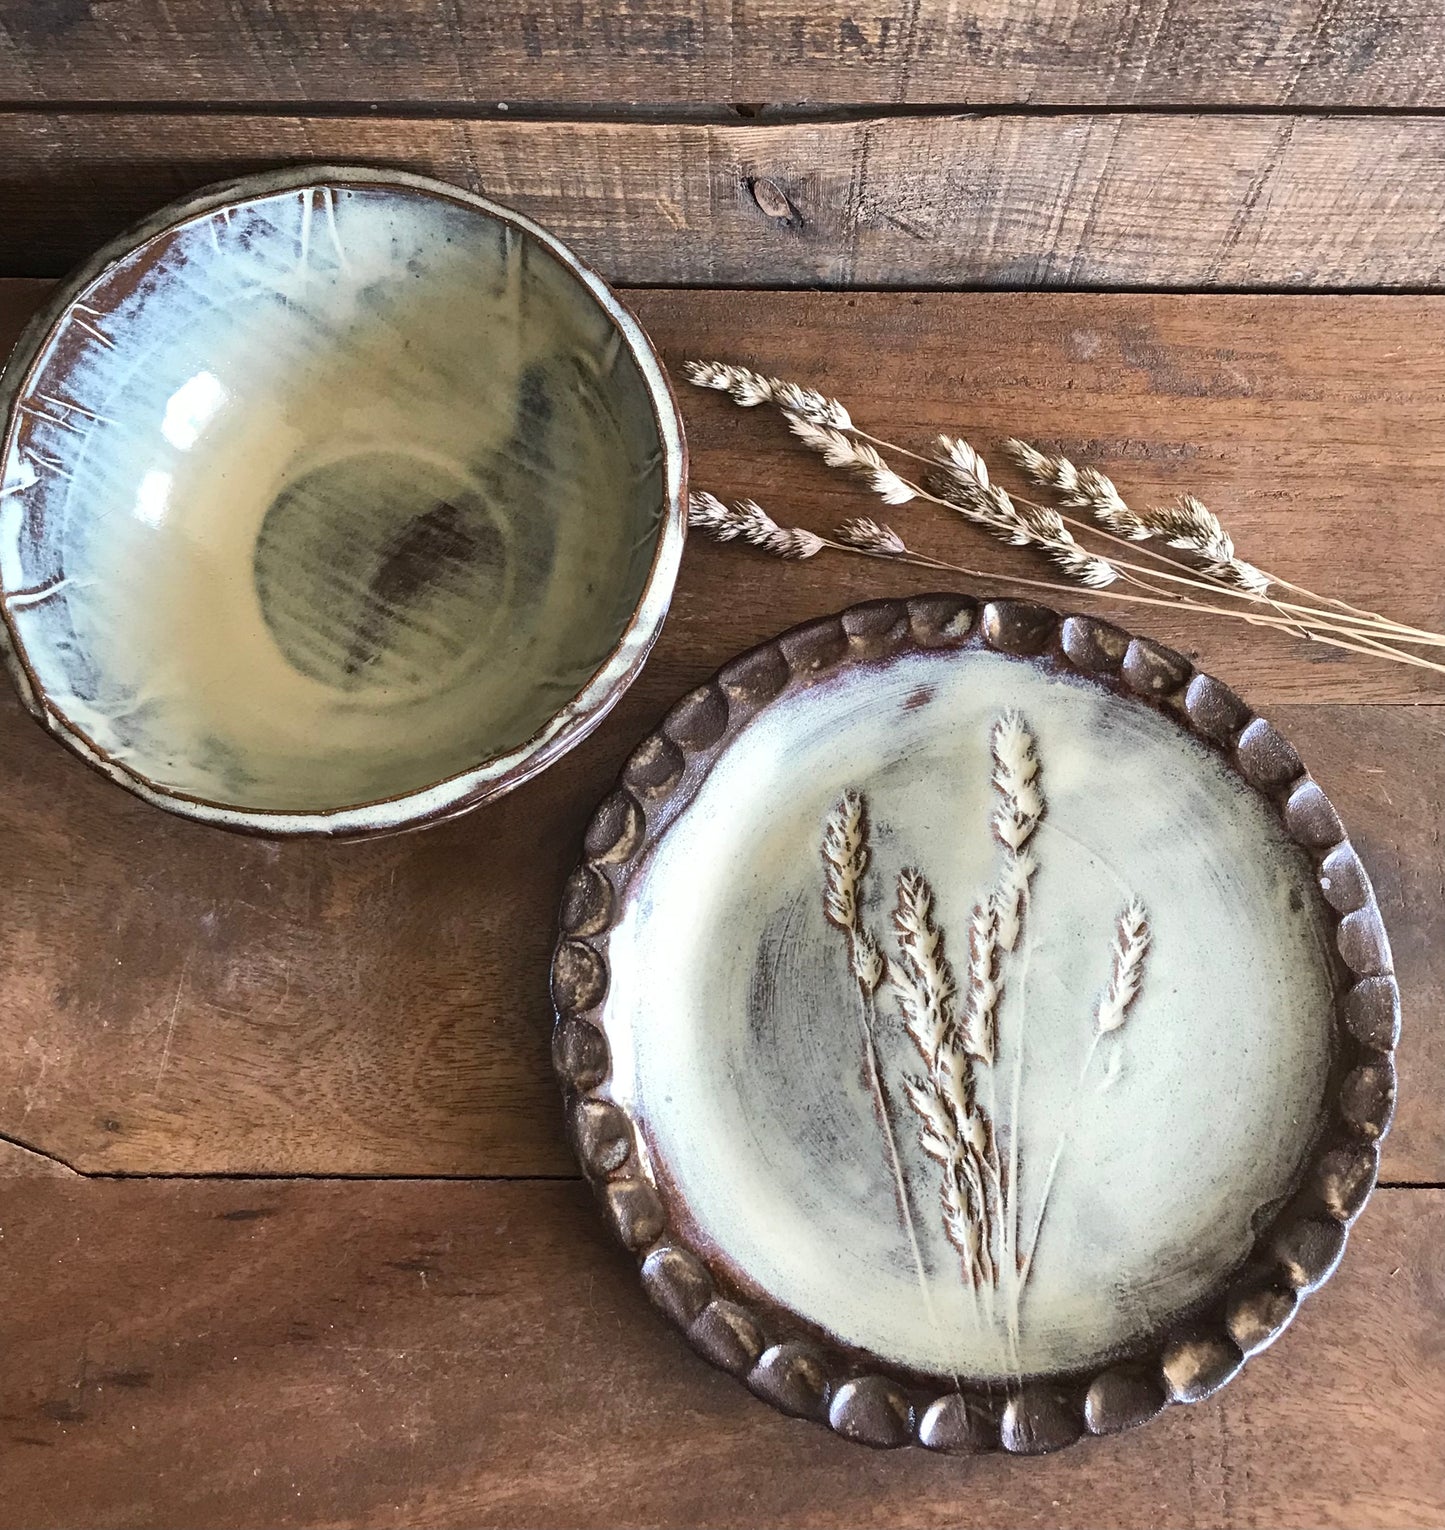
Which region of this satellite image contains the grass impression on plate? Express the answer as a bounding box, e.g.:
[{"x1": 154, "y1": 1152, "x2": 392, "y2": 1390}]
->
[{"x1": 821, "y1": 714, "x2": 1151, "y2": 1349}]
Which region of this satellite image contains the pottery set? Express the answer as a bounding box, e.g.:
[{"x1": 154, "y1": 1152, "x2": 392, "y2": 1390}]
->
[{"x1": 0, "y1": 169, "x2": 1396, "y2": 1454}]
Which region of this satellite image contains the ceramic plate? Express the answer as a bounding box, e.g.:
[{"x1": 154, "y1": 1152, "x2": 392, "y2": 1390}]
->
[{"x1": 552, "y1": 595, "x2": 1398, "y2": 1454}]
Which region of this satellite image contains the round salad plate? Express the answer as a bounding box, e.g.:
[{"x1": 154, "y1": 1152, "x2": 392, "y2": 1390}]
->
[{"x1": 551, "y1": 594, "x2": 1398, "y2": 1454}]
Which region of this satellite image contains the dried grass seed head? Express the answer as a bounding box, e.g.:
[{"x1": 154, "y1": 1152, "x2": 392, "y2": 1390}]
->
[
  {"x1": 931, "y1": 470, "x2": 1121, "y2": 588},
  {"x1": 683, "y1": 359, "x2": 774, "y2": 407},
  {"x1": 933, "y1": 435, "x2": 990, "y2": 490},
  {"x1": 836, "y1": 517, "x2": 908, "y2": 555},
  {"x1": 1005, "y1": 438, "x2": 1140, "y2": 537},
  {"x1": 767, "y1": 378, "x2": 853, "y2": 431},
  {"x1": 687, "y1": 490, "x2": 824, "y2": 560},
  {"x1": 1141, "y1": 493, "x2": 1236, "y2": 563},
  {"x1": 683, "y1": 360, "x2": 853, "y2": 430},
  {"x1": 1203, "y1": 557, "x2": 1272, "y2": 597},
  {"x1": 786, "y1": 415, "x2": 864, "y2": 469},
  {"x1": 788, "y1": 416, "x2": 916, "y2": 505}
]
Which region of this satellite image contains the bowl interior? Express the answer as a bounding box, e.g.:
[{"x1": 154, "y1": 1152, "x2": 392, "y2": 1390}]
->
[{"x1": 1, "y1": 180, "x2": 670, "y2": 816}]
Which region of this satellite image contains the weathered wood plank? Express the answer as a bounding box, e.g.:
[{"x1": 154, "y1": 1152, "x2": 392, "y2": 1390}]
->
[
  {"x1": 1, "y1": 284, "x2": 1439, "y2": 1180},
  {"x1": 1, "y1": 0, "x2": 1444, "y2": 109},
  {"x1": 4, "y1": 112, "x2": 1445, "y2": 286},
  {"x1": 0, "y1": 1179, "x2": 1440, "y2": 1529}
]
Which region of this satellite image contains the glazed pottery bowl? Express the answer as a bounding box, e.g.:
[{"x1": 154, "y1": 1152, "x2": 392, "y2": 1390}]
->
[{"x1": 0, "y1": 167, "x2": 685, "y2": 836}]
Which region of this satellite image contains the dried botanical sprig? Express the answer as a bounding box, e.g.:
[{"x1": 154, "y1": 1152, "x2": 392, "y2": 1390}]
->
[
  {"x1": 786, "y1": 417, "x2": 916, "y2": 505},
  {"x1": 836, "y1": 517, "x2": 908, "y2": 555},
  {"x1": 768, "y1": 378, "x2": 855, "y2": 432},
  {"x1": 687, "y1": 487, "x2": 1445, "y2": 674},
  {"x1": 1199, "y1": 554, "x2": 1271, "y2": 597},
  {"x1": 928, "y1": 473, "x2": 1028, "y2": 544},
  {"x1": 688, "y1": 490, "x2": 824, "y2": 560},
  {"x1": 1003, "y1": 439, "x2": 1136, "y2": 533},
  {"x1": 1096, "y1": 900, "x2": 1151, "y2": 1036},
  {"x1": 688, "y1": 369, "x2": 1108, "y2": 586},
  {"x1": 934, "y1": 434, "x2": 991, "y2": 490},
  {"x1": 1005, "y1": 441, "x2": 1275, "y2": 598},
  {"x1": 930, "y1": 471, "x2": 1120, "y2": 589},
  {"x1": 683, "y1": 360, "x2": 852, "y2": 430},
  {"x1": 780, "y1": 416, "x2": 860, "y2": 469},
  {"x1": 687, "y1": 359, "x2": 1445, "y2": 670},
  {"x1": 1115, "y1": 496, "x2": 1270, "y2": 597},
  {"x1": 684, "y1": 359, "x2": 774, "y2": 408},
  {"x1": 1141, "y1": 493, "x2": 1235, "y2": 562}
]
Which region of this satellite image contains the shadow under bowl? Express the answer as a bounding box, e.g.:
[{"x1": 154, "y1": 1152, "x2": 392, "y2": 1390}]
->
[{"x1": 0, "y1": 166, "x2": 686, "y2": 836}]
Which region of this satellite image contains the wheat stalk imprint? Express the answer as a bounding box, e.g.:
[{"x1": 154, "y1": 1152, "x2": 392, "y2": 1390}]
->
[{"x1": 821, "y1": 712, "x2": 1152, "y2": 1300}]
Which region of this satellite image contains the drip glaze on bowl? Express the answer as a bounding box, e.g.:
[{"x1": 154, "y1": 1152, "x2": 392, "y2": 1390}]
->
[{"x1": 0, "y1": 167, "x2": 685, "y2": 836}]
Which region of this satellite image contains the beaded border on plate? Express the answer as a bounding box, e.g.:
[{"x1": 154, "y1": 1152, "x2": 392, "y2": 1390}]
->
[{"x1": 550, "y1": 596, "x2": 1399, "y2": 1455}]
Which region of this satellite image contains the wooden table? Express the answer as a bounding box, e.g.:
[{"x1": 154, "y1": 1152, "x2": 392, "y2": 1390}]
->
[{"x1": 3, "y1": 14, "x2": 1445, "y2": 1527}]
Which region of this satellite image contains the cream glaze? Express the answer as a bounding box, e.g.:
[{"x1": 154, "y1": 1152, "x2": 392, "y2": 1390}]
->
[
  {"x1": 603, "y1": 650, "x2": 1336, "y2": 1380},
  {"x1": 0, "y1": 179, "x2": 671, "y2": 819}
]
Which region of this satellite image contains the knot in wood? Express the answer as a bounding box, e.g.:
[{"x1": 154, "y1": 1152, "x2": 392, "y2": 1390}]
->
[{"x1": 748, "y1": 176, "x2": 802, "y2": 227}]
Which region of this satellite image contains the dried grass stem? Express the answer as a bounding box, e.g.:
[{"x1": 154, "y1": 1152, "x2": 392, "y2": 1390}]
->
[{"x1": 685, "y1": 359, "x2": 1444, "y2": 674}]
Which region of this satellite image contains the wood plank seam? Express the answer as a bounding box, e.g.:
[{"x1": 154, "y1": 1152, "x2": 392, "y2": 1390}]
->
[{"x1": 11, "y1": 102, "x2": 1445, "y2": 121}]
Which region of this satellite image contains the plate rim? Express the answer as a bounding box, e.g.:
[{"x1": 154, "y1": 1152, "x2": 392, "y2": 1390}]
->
[{"x1": 551, "y1": 593, "x2": 1399, "y2": 1455}]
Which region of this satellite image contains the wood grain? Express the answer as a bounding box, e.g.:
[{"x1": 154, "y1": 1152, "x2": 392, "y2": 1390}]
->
[
  {"x1": 5, "y1": 112, "x2": 1445, "y2": 287},
  {"x1": 2, "y1": 0, "x2": 1444, "y2": 108},
  {"x1": 0, "y1": 1178, "x2": 1440, "y2": 1529},
  {"x1": 0, "y1": 283, "x2": 1439, "y2": 1182}
]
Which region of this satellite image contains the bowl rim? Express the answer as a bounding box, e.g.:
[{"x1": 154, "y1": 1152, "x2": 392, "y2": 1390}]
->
[{"x1": 0, "y1": 164, "x2": 687, "y2": 838}]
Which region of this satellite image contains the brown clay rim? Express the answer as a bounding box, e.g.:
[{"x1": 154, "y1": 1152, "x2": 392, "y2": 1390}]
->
[
  {"x1": 0, "y1": 164, "x2": 687, "y2": 839},
  {"x1": 550, "y1": 593, "x2": 1399, "y2": 1456}
]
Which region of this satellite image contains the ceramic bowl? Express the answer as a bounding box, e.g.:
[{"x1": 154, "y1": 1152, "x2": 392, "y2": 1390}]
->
[{"x1": 0, "y1": 167, "x2": 685, "y2": 836}]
